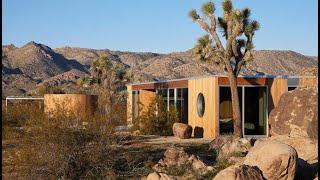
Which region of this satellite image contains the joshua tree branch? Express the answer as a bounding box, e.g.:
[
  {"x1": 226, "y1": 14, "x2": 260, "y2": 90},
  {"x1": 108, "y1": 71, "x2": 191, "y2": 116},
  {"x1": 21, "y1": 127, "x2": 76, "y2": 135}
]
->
[{"x1": 207, "y1": 14, "x2": 225, "y2": 50}]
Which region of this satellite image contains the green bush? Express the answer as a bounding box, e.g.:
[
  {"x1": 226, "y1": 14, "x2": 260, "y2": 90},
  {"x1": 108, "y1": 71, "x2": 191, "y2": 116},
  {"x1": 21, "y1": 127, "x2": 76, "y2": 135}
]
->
[{"x1": 138, "y1": 96, "x2": 179, "y2": 136}]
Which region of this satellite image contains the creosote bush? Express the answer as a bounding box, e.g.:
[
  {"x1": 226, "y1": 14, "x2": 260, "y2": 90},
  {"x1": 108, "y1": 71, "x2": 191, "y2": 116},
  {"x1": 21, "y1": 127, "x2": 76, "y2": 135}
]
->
[{"x1": 137, "y1": 96, "x2": 180, "y2": 136}]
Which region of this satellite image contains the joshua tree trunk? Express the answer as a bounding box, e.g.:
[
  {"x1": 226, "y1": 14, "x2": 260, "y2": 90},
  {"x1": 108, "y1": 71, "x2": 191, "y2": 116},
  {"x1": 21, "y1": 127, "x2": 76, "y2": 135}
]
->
[{"x1": 229, "y1": 73, "x2": 242, "y2": 137}]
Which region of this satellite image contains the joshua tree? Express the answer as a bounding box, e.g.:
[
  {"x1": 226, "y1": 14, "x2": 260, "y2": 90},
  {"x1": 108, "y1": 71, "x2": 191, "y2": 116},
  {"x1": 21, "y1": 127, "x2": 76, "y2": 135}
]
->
[
  {"x1": 88, "y1": 55, "x2": 128, "y2": 119},
  {"x1": 189, "y1": 0, "x2": 260, "y2": 137}
]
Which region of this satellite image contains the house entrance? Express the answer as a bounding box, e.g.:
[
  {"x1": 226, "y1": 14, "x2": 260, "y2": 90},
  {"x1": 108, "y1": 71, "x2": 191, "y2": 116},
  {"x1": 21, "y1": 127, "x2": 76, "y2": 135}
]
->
[{"x1": 219, "y1": 86, "x2": 268, "y2": 137}]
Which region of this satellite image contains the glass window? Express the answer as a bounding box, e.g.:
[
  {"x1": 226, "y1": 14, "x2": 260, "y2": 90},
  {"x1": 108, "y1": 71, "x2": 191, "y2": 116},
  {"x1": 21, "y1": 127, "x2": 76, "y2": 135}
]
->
[
  {"x1": 181, "y1": 88, "x2": 188, "y2": 123},
  {"x1": 197, "y1": 93, "x2": 205, "y2": 117},
  {"x1": 156, "y1": 88, "x2": 188, "y2": 124},
  {"x1": 169, "y1": 89, "x2": 175, "y2": 107}
]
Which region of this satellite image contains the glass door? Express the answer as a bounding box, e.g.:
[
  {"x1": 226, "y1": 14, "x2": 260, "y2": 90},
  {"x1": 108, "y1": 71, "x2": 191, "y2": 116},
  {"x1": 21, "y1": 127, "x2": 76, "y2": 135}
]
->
[
  {"x1": 243, "y1": 86, "x2": 268, "y2": 136},
  {"x1": 218, "y1": 87, "x2": 242, "y2": 135}
]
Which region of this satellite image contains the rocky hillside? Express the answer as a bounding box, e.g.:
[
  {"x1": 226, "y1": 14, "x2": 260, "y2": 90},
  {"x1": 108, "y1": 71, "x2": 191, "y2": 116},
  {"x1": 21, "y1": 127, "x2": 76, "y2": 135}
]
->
[{"x1": 2, "y1": 41, "x2": 318, "y2": 97}]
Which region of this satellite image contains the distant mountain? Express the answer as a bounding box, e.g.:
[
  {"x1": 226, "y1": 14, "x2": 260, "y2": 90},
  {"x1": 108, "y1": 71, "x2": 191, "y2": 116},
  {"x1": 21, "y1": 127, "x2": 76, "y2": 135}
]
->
[
  {"x1": 2, "y1": 42, "x2": 88, "y2": 97},
  {"x1": 2, "y1": 41, "x2": 318, "y2": 97}
]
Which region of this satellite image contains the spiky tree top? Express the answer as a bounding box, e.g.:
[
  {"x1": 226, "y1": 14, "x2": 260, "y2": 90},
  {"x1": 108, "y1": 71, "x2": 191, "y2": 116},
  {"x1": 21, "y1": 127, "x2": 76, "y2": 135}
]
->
[{"x1": 189, "y1": 0, "x2": 260, "y2": 76}]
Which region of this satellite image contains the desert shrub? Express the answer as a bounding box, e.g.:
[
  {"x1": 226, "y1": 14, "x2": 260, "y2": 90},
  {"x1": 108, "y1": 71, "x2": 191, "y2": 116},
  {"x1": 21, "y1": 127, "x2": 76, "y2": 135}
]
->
[
  {"x1": 138, "y1": 96, "x2": 179, "y2": 136},
  {"x1": 37, "y1": 83, "x2": 65, "y2": 95},
  {"x1": 2, "y1": 101, "x2": 123, "y2": 179}
]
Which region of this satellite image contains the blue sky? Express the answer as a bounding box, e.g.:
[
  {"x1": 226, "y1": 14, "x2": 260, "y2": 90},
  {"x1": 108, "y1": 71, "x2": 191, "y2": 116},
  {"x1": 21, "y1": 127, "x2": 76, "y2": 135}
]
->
[{"x1": 2, "y1": 0, "x2": 318, "y2": 56}]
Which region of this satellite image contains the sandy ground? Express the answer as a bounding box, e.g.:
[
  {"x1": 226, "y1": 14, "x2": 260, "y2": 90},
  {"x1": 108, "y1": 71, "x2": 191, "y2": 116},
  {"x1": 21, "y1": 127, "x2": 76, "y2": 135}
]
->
[{"x1": 142, "y1": 136, "x2": 212, "y2": 145}]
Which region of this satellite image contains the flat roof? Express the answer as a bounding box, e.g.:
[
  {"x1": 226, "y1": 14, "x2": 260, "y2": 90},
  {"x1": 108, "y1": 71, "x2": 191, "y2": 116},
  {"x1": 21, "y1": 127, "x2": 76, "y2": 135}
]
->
[{"x1": 128, "y1": 74, "x2": 316, "y2": 86}]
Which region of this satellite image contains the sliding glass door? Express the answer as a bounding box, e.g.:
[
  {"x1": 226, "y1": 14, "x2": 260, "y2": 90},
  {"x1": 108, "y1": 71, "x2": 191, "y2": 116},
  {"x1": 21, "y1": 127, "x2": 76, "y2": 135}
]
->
[
  {"x1": 243, "y1": 86, "x2": 267, "y2": 136},
  {"x1": 219, "y1": 87, "x2": 242, "y2": 135},
  {"x1": 218, "y1": 86, "x2": 268, "y2": 137}
]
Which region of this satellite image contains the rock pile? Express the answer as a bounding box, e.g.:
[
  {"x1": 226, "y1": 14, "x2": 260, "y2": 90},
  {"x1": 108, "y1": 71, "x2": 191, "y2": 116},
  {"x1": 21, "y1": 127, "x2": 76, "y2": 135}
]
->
[{"x1": 149, "y1": 147, "x2": 213, "y2": 178}]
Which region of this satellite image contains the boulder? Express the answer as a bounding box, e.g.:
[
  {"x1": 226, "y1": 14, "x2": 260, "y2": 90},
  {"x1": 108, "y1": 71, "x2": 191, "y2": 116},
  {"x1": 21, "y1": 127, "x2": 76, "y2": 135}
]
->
[
  {"x1": 265, "y1": 135, "x2": 318, "y2": 164},
  {"x1": 213, "y1": 165, "x2": 264, "y2": 180},
  {"x1": 258, "y1": 135, "x2": 318, "y2": 179},
  {"x1": 146, "y1": 172, "x2": 176, "y2": 180},
  {"x1": 269, "y1": 87, "x2": 318, "y2": 139},
  {"x1": 209, "y1": 135, "x2": 234, "y2": 150},
  {"x1": 153, "y1": 147, "x2": 212, "y2": 177},
  {"x1": 218, "y1": 138, "x2": 255, "y2": 159},
  {"x1": 172, "y1": 123, "x2": 192, "y2": 139},
  {"x1": 244, "y1": 140, "x2": 298, "y2": 180}
]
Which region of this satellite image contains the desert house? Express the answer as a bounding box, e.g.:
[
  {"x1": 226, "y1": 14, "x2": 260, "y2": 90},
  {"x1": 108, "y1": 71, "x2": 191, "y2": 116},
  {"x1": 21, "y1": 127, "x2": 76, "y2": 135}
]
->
[{"x1": 126, "y1": 75, "x2": 317, "y2": 138}]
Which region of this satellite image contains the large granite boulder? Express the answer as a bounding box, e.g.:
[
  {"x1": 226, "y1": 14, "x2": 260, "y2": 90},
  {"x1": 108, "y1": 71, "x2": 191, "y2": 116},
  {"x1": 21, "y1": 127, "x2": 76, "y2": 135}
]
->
[
  {"x1": 243, "y1": 140, "x2": 298, "y2": 180},
  {"x1": 263, "y1": 135, "x2": 318, "y2": 164},
  {"x1": 269, "y1": 87, "x2": 318, "y2": 139},
  {"x1": 172, "y1": 123, "x2": 192, "y2": 139},
  {"x1": 213, "y1": 165, "x2": 264, "y2": 180},
  {"x1": 258, "y1": 135, "x2": 318, "y2": 179}
]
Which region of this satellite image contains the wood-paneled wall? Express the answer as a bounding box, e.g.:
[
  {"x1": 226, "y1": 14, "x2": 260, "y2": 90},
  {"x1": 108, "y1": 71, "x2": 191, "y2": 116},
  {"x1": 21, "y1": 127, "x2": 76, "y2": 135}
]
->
[
  {"x1": 299, "y1": 77, "x2": 318, "y2": 87},
  {"x1": 188, "y1": 77, "x2": 218, "y2": 138},
  {"x1": 126, "y1": 85, "x2": 133, "y2": 126},
  {"x1": 267, "y1": 78, "x2": 288, "y2": 113},
  {"x1": 139, "y1": 90, "x2": 156, "y2": 115},
  {"x1": 44, "y1": 94, "x2": 98, "y2": 120}
]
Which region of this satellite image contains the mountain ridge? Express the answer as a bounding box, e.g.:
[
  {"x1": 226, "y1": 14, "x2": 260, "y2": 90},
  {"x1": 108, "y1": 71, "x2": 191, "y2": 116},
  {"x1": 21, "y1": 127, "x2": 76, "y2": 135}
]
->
[{"x1": 2, "y1": 41, "x2": 318, "y2": 97}]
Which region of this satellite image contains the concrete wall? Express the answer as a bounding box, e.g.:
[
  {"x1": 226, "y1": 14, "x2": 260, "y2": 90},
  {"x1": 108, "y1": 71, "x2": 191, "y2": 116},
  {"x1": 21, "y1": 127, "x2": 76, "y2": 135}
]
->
[{"x1": 44, "y1": 94, "x2": 98, "y2": 120}]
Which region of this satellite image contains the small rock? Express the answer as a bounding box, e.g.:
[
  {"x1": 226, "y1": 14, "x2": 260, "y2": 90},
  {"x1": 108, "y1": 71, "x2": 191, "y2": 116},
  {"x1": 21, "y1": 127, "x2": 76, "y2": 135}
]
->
[
  {"x1": 172, "y1": 123, "x2": 192, "y2": 139},
  {"x1": 132, "y1": 130, "x2": 141, "y2": 136}
]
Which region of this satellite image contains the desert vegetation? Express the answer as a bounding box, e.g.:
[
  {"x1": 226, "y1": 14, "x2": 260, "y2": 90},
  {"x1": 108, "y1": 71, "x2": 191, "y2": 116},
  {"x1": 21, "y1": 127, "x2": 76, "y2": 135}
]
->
[
  {"x1": 2, "y1": 101, "x2": 232, "y2": 179},
  {"x1": 132, "y1": 96, "x2": 180, "y2": 136},
  {"x1": 2, "y1": 54, "x2": 224, "y2": 179}
]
